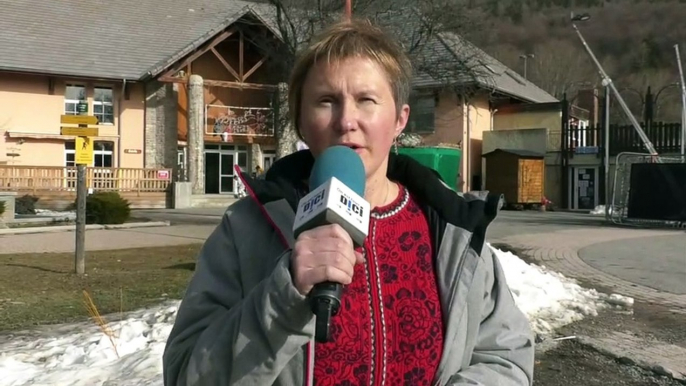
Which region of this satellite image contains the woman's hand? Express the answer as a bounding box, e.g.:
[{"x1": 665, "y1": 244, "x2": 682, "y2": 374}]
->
[{"x1": 291, "y1": 224, "x2": 365, "y2": 296}]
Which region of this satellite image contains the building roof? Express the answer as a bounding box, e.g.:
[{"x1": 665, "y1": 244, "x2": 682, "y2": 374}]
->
[
  {"x1": 0, "y1": 0, "x2": 277, "y2": 81},
  {"x1": 482, "y1": 148, "x2": 546, "y2": 158},
  {"x1": 0, "y1": 0, "x2": 556, "y2": 104},
  {"x1": 414, "y1": 32, "x2": 557, "y2": 103}
]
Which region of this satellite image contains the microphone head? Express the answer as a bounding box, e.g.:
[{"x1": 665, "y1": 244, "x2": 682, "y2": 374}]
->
[{"x1": 309, "y1": 146, "x2": 366, "y2": 196}]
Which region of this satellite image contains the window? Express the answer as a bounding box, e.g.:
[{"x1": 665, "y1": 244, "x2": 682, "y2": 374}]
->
[
  {"x1": 94, "y1": 87, "x2": 114, "y2": 124},
  {"x1": 65, "y1": 141, "x2": 76, "y2": 166},
  {"x1": 64, "y1": 142, "x2": 76, "y2": 189},
  {"x1": 408, "y1": 94, "x2": 436, "y2": 133},
  {"x1": 64, "y1": 140, "x2": 113, "y2": 167},
  {"x1": 94, "y1": 141, "x2": 114, "y2": 167},
  {"x1": 64, "y1": 85, "x2": 86, "y2": 115}
]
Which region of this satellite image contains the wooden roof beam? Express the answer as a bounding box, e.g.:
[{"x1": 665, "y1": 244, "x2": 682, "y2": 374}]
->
[{"x1": 159, "y1": 29, "x2": 236, "y2": 79}]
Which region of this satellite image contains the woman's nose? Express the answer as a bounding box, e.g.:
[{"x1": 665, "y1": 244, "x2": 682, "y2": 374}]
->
[{"x1": 334, "y1": 99, "x2": 358, "y2": 133}]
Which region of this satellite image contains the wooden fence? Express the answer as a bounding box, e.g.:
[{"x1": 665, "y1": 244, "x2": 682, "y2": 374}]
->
[{"x1": 0, "y1": 166, "x2": 172, "y2": 209}]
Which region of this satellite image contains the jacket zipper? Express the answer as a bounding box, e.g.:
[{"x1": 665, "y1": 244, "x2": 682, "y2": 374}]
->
[
  {"x1": 432, "y1": 233, "x2": 474, "y2": 385},
  {"x1": 365, "y1": 219, "x2": 386, "y2": 386}
]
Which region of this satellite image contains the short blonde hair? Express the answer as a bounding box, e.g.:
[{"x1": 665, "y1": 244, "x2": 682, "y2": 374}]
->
[{"x1": 288, "y1": 19, "x2": 413, "y2": 138}]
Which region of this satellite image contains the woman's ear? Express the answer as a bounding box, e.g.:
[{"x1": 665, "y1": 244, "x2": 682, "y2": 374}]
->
[{"x1": 395, "y1": 103, "x2": 410, "y2": 137}]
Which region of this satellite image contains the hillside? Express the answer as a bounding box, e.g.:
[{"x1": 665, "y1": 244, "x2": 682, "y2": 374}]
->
[{"x1": 468, "y1": 0, "x2": 686, "y2": 122}]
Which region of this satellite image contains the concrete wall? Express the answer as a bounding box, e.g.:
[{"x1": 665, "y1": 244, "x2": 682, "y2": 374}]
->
[
  {"x1": 483, "y1": 128, "x2": 548, "y2": 155},
  {"x1": 494, "y1": 109, "x2": 562, "y2": 151}
]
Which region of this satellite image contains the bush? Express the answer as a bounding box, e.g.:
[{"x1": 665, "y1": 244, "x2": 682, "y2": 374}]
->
[
  {"x1": 15, "y1": 194, "x2": 39, "y2": 215},
  {"x1": 84, "y1": 191, "x2": 131, "y2": 225}
]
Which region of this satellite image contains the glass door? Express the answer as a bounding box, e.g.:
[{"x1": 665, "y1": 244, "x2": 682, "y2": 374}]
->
[
  {"x1": 573, "y1": 167, "x2": 597, "y2": 210},
  {"x1": 205, "y1": 152, "x2": 220, "y2": 194},
  {"x1": 220, "y1": 152, "x2": 235, "y2": 193},
  {"x1": 233, "y1": 150, "x2": 249, "y2": 193}
]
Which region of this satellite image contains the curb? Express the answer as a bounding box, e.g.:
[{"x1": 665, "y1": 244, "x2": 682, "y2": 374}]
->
[
  {"x1": 577, "y1": 335, "x2": 686, "y2": 382},
  {"x1": 0, "y1": 221, "x2": 171, "y2": 235}
]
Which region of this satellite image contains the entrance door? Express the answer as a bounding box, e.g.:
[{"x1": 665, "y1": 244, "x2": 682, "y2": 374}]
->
[
  {"x1": 205, "y1": 153, "x2": 220, "y2": 194},
  {"x1": 572, "y1": 167, "x2": 598, "y2": 210},
  {"x1": 220, "y1": 152, "x2": 235, "y2": 193},
  {"x1": 263, "y1": 150, "x2": 276, "y2": 171},
  {"x1": 205, "y1": 150, "x2": 235, "y2": 194}
]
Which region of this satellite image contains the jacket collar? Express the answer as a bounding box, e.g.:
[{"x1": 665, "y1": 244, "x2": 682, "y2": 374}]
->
[{"x1": 238, "y1": 149, "x2": 501, "y2": 233}]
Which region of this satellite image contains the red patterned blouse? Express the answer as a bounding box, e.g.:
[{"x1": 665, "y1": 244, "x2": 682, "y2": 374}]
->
[{"x1": 314, "y1": 183, "x2": 445, "y2": 386}]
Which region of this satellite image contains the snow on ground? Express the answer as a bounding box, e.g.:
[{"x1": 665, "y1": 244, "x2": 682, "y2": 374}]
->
[
  {"x1": 33, "y1": 209, "x2": 76, "y2": 221},
  {"x1": 490, "y1": 244, "x2": 631, "y2": 335},
  {"x1": 0, "y1": 246, "x2": 633, "y2": 386},
  {"x1": 590, "y1": 205, "x2": 613, "y2": 216}
]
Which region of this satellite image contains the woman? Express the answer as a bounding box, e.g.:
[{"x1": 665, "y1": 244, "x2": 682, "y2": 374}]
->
[{"x1": 163, "y1": 19, "x2": 534, "y2": 386}]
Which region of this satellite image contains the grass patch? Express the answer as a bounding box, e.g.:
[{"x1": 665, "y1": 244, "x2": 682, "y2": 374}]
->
[{"x1": 0, "y1": 244, "x2": 202, "y2": 332}]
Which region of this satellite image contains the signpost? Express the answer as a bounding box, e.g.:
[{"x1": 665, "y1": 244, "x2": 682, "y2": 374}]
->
[{"x1": 60, "y1": 114, "x2": 99, "y2": 275}]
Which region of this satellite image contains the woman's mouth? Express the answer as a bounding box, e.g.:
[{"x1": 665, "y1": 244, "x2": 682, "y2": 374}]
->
[{"x1": 341, "y1": 143, "x2": 364, "y2": 154}]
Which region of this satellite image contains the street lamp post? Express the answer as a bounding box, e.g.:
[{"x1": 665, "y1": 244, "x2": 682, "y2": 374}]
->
[
  {"x1": 571, "y1": 12, "x2": 659, "y2": 159},
  {"x1": 519, "y1": 53, "x2": 535, "y2": 80},
  {"x1": 344, "y1": 0, "x2": 352, "y2": 21},
  {"x1": 674, "y1": 44, "x2": 686, "y2": 156}
]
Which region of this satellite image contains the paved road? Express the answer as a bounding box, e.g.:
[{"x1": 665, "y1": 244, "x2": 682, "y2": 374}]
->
[
  {"x1": 579, "y1": 234, "x2": 686, "y2": 294},
  {"x1": 132, "y1": 207, "x2": 229, "y2": 225},
  {"x1": 487, "y1": 209, "x2": 610, "y2": 240},
  {"x1": 7, "y1": 207, "x2": 686, "y2": 304},
  {"x1": 0, "y1": 225, "x2": 216, "y2": 254}
]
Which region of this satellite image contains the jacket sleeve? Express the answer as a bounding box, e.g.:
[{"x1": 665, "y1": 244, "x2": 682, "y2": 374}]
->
[
  {"x1": 448, "y1": 246, "x2": 535, "y2": 386},
  {"x1": 162, "y1": 212, "x2": 314, "y2": 385}
]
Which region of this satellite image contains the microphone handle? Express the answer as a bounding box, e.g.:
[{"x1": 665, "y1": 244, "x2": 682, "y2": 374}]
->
[{"x1": 309, "y1": 281, "x2": 343, "y2": 343}]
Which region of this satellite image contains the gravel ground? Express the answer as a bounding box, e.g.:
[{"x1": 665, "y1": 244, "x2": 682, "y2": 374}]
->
[{"x1": 535, "y1": 338, "x2": 684, "y2": 386}]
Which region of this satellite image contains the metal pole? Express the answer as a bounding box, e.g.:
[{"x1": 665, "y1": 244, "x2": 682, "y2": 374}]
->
[
  {"x1": 75, "y1": 163, "x2": 87, "y2": 275},
  {"x1": 604, "y1": 86, "x2": 611, "y2": 219},
  {"x1": 675, "y1": 44, "x2": 686, "y2": 156},
  {"x1": 344, "y1": 0, "x2": 352, "y2": 20},
  {"x1": 572, "y1": 23, "x2": 659, "y2": 157}
]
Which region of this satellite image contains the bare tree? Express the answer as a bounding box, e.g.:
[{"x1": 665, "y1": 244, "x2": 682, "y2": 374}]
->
[
  {"x1": 239, "y1": 0, "x2": 493, "y2": 155},
  {"x1": 527, "y1": 39, "x2": 598, "y2": 99}
]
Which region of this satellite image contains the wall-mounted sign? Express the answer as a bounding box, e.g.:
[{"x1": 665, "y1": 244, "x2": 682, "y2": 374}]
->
[
  {"x1": 124, "y1": 149, "x2": 142, "y2": 154},
  {"x1": 205, "y1": 104, "x2": 275, "y2": 137},
  {"x1": 157, "y1": 170, "x2": 170, "y2": 180}
]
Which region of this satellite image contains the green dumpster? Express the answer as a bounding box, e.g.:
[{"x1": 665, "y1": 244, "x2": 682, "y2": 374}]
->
[{"x1": 395, "y1": 147, "x2": 462, "y2": 191}]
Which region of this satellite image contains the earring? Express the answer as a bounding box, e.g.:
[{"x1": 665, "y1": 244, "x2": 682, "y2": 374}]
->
[{"x1": 394, "y1": 137, "x2": 399, "y2": 155}]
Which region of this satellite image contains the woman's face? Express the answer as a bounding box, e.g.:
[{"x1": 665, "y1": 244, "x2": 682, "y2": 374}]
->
[{"x1": 299, "y1": 56, "x2": 409, "y2": 181}]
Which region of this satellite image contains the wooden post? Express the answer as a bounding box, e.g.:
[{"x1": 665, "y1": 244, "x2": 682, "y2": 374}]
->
[
  {"x1": 60, "y1": 114, "x2": 98, "y2": 275},
  {"x1": 75, "y1": 163, "x2": 86, "y2": 275}
]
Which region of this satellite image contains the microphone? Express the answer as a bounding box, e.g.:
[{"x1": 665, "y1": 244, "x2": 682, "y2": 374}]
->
[{"x1": 293, "y1": 146, "x2": 370, "y2": 343}]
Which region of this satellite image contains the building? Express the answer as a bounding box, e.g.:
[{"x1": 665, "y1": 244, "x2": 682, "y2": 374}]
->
[
  {"x1": 0, "y1": 0, "x2": 557, "y2": 206},
  {"x1": 0, "y1": 1, "x2": 283, "y2": 206},
  {"x1": 403, "y1": 32, "x2": 557, "y2": 192}
]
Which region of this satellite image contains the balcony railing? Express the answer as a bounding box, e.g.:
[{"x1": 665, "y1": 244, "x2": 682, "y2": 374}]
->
[
  {"x1": 565, "y1": 122, "x2": 683, "y2": 155},
  {"x1": 0, "y1": 166, "x2": 172, "y2": 194}
]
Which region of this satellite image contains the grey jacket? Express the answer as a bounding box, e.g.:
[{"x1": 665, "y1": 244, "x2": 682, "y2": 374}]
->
[{"x1": 163, "y1": 151, "x2": 534, "y2": 385}]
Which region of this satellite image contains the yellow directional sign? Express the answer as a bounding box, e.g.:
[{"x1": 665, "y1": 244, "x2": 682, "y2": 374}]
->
[
  {"x1": 61, "y1": 126, "x2": 99, "y2": 137},
  {"x1": 60, "y1": 115, "x2": 99, "y2": 125},
  {"x1": 75, "y1": 137, "x2": 93, "y2": 165}
]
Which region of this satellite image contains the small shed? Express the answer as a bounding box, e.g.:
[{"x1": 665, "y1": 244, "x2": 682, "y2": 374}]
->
[{"x1": 482, "y1": 148, "x2": 545, "y2": 205}]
